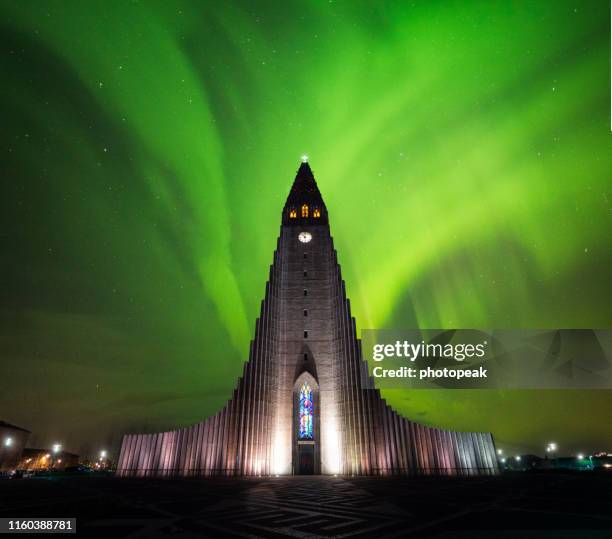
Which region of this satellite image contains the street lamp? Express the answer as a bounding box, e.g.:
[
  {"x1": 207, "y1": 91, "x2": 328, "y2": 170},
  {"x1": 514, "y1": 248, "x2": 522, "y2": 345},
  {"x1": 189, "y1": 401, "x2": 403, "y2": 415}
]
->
[
  {"x1": 497, "y1": 449, "x2": 503, "y2": 456},
  {"x1": 577, "y1": 453, "x2": 584, "y2": 460},
  {"x1": 100, "y1": 450, "x2": 107, "y2": 459},
  {"x1": 515, "y1": 456, "x2": 521, "y2": 462},
  {"x1": 4, "y1": 437, "x2": 13, "y2": 447},
  {"x1": 50, "y1": 444, "x2": 62, "y2": 469}
]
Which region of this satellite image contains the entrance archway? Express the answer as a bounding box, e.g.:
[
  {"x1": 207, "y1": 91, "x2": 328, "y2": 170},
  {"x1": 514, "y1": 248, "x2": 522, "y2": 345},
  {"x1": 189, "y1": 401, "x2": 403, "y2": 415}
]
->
[{"x1": 292, "y1": 371, "x2": 320, "y2": 474}]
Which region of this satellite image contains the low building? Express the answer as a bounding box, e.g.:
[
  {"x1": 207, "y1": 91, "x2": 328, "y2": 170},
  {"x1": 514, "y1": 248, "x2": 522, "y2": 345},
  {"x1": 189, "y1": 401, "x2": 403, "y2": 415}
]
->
[
  {"x1": 0, "y1": 421, "x2": 30, "y2": 471},
  {"x1": 18, "y1": 448, "x2": 79, "y2": 471}
]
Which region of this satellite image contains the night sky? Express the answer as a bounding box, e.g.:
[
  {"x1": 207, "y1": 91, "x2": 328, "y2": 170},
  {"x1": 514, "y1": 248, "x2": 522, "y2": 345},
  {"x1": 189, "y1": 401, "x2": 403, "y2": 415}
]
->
[{"x1": 1, "y1": 1, "x2": 611, "y2": 459}]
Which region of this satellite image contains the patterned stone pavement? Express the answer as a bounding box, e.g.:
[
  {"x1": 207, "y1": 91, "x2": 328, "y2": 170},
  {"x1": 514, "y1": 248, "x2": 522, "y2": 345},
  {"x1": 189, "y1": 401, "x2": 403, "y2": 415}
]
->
[{"x1": 1, "y1": 473, "x2": 611, "y2": 538}]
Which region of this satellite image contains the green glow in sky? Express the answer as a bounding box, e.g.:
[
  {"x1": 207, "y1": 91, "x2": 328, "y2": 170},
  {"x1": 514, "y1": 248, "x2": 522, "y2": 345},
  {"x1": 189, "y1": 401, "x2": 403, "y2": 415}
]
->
[{"x1": 1, "y1": 0, "x2": 611, "y2": 457}]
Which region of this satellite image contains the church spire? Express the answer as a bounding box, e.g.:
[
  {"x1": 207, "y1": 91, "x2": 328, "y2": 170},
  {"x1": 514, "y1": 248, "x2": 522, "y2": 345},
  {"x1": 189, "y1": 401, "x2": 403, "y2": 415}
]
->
[{"x1": 283, "y1": 160, "x2": 327, "y2": 224}]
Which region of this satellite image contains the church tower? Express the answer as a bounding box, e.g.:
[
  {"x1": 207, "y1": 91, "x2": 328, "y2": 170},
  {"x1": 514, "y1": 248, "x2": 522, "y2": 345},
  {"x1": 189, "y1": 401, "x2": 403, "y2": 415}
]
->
[
  {"x1": 273, "y1": 160, "x2": 341, "y2": 474},
  {"x1": 117, "y1": 162, "x2": 499, "y2": 477}
]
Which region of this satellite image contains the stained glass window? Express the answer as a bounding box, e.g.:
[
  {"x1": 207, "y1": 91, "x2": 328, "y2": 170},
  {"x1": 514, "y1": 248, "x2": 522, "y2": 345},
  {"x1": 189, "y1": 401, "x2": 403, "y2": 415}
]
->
[{"x1": 299, "y1": 382, "x2": 313, "y2": 439}]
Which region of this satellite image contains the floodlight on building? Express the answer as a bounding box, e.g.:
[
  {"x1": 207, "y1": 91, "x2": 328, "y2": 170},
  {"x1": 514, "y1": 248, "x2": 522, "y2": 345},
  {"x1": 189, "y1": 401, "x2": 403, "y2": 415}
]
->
[
  {"x1": 4, "y1": 437, "x2": 13, "y2": 447},
  {"x1": 52, "y1": 444, "x2": 61, "y2": 454}
]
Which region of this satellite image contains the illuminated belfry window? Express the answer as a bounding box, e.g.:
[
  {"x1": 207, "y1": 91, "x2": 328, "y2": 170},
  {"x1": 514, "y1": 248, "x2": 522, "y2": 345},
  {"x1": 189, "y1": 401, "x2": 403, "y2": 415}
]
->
[
  {"x1": 313, "y1": 208, "x2": 321, "y2": 218},
  {"x1": 299, "y1": 382, "x2": 314, "y2": 439},
  {"x1": 289, "y1": 208, "x2": 297, "y2": 219},
  {"x1": 301, "y1": 204, "x2": 309, "y2": 218}
]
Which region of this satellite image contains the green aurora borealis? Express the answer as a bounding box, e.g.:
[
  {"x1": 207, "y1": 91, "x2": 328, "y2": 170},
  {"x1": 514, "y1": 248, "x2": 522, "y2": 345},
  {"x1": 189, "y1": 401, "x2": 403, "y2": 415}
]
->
[{"x1": 1, "y1": 0, "x2": 611, "y2": 457}]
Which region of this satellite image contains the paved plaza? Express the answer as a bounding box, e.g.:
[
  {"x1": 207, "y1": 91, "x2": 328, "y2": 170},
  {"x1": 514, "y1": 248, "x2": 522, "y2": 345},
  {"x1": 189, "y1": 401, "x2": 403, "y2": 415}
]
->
[{"x1": 1, "y1": 473, "x2": 611, "y2": 538}]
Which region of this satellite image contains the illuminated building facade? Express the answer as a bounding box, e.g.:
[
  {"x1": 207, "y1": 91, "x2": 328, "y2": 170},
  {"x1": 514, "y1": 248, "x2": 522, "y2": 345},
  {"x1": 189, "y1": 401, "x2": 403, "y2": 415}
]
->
[{"x1": 117, "y1": 162, "x2": 499, "y2": 477}]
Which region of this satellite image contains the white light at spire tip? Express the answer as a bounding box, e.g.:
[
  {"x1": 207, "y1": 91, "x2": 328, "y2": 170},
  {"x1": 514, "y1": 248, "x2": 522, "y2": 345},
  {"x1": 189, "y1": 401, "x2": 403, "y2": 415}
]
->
[{"x1": 301, "y1": 154, "x2": 308, "y2": 163}]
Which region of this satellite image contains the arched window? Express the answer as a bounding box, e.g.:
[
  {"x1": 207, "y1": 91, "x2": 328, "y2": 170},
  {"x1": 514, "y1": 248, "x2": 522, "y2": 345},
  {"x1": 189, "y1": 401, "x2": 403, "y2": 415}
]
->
[
  {"x1": 313, "y1": 208, "x2": 321, "y2": 218},
  {"x1": 301, "y1": 204, "x2": 309, "y2": 218},
  {"x1": 289, "y1": 208, "x2": 297, "y2": 219},
  {"x1": 299, "y1": 382, "x2": 313, "y2": 439}
]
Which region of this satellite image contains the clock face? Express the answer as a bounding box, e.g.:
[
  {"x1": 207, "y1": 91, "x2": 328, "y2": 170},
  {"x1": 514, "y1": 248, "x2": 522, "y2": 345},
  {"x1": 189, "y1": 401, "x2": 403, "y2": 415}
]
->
[{"x1": 298, "y1": 231, "x2": 312, "y2": 243}]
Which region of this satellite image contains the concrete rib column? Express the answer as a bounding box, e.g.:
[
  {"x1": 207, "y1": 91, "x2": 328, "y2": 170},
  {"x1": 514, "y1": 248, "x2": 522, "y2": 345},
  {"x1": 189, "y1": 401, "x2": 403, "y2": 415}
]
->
[{"x1": 204, "y1": 419, "x2": 212, "y2": 475}]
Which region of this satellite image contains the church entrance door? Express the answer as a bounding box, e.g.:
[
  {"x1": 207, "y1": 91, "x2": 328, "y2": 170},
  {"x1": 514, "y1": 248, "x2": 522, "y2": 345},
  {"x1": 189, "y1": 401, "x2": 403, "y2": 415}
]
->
[{"x1": 297, "y1": 443, "x2": 315, "y2": 475}]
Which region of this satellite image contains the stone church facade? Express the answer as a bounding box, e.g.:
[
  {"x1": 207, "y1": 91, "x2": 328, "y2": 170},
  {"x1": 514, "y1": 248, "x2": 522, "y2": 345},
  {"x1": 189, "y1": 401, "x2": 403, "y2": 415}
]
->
[{"x1": 116, "y1": 163, "x2": 499, "y2": 477}]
